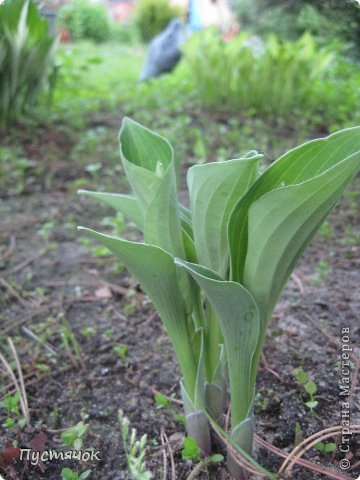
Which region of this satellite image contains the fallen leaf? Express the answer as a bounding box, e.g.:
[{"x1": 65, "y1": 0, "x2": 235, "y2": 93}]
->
[
  {"x1": 0, "y1": 441, "x2": 20, "y2": 466},
  {"x1": 95, "y1": 285, "x2": 112, "y2": 298},
  {"x1": 29, "y1": 432, "x2": 47, "y2": 452}
]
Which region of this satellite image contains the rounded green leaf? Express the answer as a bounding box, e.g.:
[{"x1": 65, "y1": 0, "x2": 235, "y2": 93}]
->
[{"x1": 305, "y1": 380, "x2": 317, "y2": 395}]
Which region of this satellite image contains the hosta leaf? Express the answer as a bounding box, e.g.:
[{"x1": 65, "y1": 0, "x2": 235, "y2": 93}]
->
[
  {"x1": 119, "y1": 117, "x2": 185, "y2": 258},
  {"x1": 77, "y1": 227, "x2": 197, "y2": 397},
  {"x1": 118, "y1": 157, "x2": 161, "y2": 214},
  {"x1": 188, "y1": 152, "x2": 261, "y2": 276},
  {"x1": 175, "y1": 259, "x2": 260, "y2": 427},
  {"x1": 229, "y1": 127, "x2": 360, "y2": 284},
  {"x1": 194, "y1": 328, "x2": 206, "y2": 409},
  {"x1": 144, "y1": 164, "x2": 185, "y2": 257},
  {"x1": 119, "y1": 121, "x2": 168, "y2": 213},
  {"x1": 179, "y1": 205, "x2": 197, "y2": 262},
  {"x1": 119, "y1": 117, "x2": 173, "y2": 213},
  {"x1": 120, "y1": 117, "x2": 173, "y2": 171},
  {"x1": 180, "y1": 381, "x2": 212, "y2": 453},
  {"x1": 205, "y1": 345, "x2": 227, "y2": 419},
  {"x1": 244, "y1": 149, "x2": 360, "y2": 324},
  {"x1": 231, "y1": 416, "x2": 255, "y2": 455},
  {"x1": 78, "y1": 190, "x2": 144, "y2": 230},
  {"x1": 182, "y1": 228, "x2": 197, "y2": 263},
  {"x1": 191, "y1": 328, "x2": 226, "y2": 419}
]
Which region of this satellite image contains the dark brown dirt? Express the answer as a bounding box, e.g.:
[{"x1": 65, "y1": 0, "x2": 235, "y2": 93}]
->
[{"x1": 0, "y1": 119, "x2": 359, "y2": 480}]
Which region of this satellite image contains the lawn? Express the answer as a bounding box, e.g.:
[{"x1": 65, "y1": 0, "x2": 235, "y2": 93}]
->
[{"x1": 0, "y1": 38, "x2": 359, "y2": 480}]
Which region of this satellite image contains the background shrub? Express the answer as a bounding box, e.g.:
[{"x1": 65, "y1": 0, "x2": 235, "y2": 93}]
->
[
  {"x1": 0, "y1": 0, "x2": 58, "y2": 127},
  {"x1": 183, "y1": 30, "x2": 333, "y2": 122},
  {"x1": 57, "y1": 0, "x2": 111, "y2": 43},
  {"x1": 232, "y1": 0, "x2": 360, "y2": 51},
  {"x1": 110, "y1": 22, "x2": 140, "y2": 45},
  {"x1": 134, "y1": 0, "x2": 183, "y2": 43}
]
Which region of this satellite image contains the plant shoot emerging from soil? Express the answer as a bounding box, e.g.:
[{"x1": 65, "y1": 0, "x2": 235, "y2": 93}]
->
[{"x1": 78, "y1": 119, "x2": 360, "y2": 479}]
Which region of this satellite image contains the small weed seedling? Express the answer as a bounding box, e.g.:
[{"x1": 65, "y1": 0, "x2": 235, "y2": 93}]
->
[
  {"x1": 61, "y1": 419, "x2": 88, "y2": 451},
  {"x1": 293, "y1": 422, "x2": 335, "y2": 454},
  {"x1": 0, "y1": 392, "x2": 26, "y2": 429},
  {"x1": 113, "y1": 344, "x2": 128, "y2": 359},
  {"x1": 318, "y1": 220, "x2": 333, "y2": 240},
  {"x1": 80, "y1": 326, "x2": 96, "y2": 338},
  {"x1": 315, "y1": 441, "x2": 336, "y2": 454},
  {"x1": 59, "y1": 313, "x2": 84, "y2": 370},
  {"x1": 254, "y1": 387, "x2": 274, "y2": 413},
  {"x1": 154, "y1": 392, "x2": 185, "y2": 425},
  {"x1": 294, "y1": 422, "x2": 304, "y2": 447},
  {"x1": 343, "y1": 225, "x2": 360, "y2": 247},
  {"x1": 154, "y1": 392, "x2": 170, "y2": 409},
  {"x1": 0, "y1": 338, "x2": 30, "y2": 428},
  {"x1": 102, "y1": 327, "x2": 113, "y2": 340},
  {"x1": 182, "y1": 436, "x2": 224, "y2": 475},
  {"x1": 293, "y1": 368, "x2": 318, "y2": 412},
  {"x1": 61, "y1": 467, "x2": 91, "y2": 480},
  {"x1": 309, "y1": 260, "x2": 332, "y2": 286},
  {"x1": 118, "y1": 410, "x2": 152, "y2": 480},
  {"x1": 182, "y1": 436, "x2": 201, "y2": 460}
]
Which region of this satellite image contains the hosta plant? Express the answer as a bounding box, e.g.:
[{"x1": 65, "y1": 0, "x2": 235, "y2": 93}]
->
[
  {"x1": 79, "y1": 119, "x2": 360, "y2": 479},
  {"x1": 0, "y1": 0, "x2": 58, "y2": 127}
]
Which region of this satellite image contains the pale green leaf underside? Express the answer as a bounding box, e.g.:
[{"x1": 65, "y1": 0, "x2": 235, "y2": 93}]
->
[
  {"x1": 119, "y1": 117, "x2": 173, "y2": 171},
  {"x1": 119, "y1": 157, "x2": 162, "y2": 214},
  {"x1": 119, "y1": 118, "x2": 171, "y2": 214},
  {"x1": 204, "y1": 344, "x2": 227, "y2": 418},
  {"x1": 231, "y1": 416, "x2": 255, "y2": 455},
  {"x1": 230, "y1": 126, "x2": 360, "y2": 283},
  {"x1": 77, "y1": 227, "x2": 197, "y2": 397},
  {"x1": 78, "y1": 190, "x2": 144, "y2": 230},
  {"x1": 244, "y1": 150, "x2": 360, "y2": 323},
  {"x1": 180, "y1": 381, "x2": 212, "y2": 453},
  {"x1": 119, "y1": 116, "x2": 186, "y2": 260},
  {"x1": 188, "y1": 154, "x2": 261, "y2": 276},
  {"x1": 244, "y1": 150, "x2": 360, "y2": 392},
  {"x1": 175, "y1": 259, "x2": 260, "y2": 428},
  {"x1": 194, "y1": 328, "x2": 206, "y2": 408},
  {"x1": 145, "y1": 165, "x2": 185, "y2": 258}
]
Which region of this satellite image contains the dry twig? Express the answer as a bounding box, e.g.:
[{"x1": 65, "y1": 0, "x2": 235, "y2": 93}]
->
[
  {"x1": 279, "y1": 424, "x2": 360, "y2": 476},
  {"x1": 6, "y1": 248, "x2": 46, "y2": 274},
  {"x1": 0, "y1": 276, "x2": 33, "y2": 308},
  {"x1": 160, "y1": 427, "x2": 168, "y2": 480},
  {"x1": 255, "y1": 434, "x2": 353, "y2": 480},
  {"x1": 290, "y1": 272, "x2": 305, "y2": 295},
  {"x1": 163, "y1": 429, "x2": 176, "y2": 480},
  {"x1": 185, "y1": 462, "x2": 206, "y2": 480},
  {"x1": 0, "y1": 338, "x2": 30, "y2": 426},
  {"x1": 0, "y1": 235, "x2": 16, "y2": 262}
]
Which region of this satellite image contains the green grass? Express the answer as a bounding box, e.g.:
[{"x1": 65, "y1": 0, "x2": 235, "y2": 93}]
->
[
  {"x1": 50, "y1": 42, "x2": 145, "y2": 123},
  {"x1": 3, "y1": 37, "x2": 359, "y2": 200}
]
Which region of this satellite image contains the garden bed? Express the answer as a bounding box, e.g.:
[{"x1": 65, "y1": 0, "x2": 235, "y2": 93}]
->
[{"x1": 0, "y1": 112, "x2": 359, "y2": 479}]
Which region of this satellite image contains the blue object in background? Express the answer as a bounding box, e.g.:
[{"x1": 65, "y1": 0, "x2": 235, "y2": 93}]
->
[
  {"x1": 140, "y1": 19, "x2": 186, "y2": 81},
  {"x1": 188, "y1": 0, "x2": 202, "y2": 32}
]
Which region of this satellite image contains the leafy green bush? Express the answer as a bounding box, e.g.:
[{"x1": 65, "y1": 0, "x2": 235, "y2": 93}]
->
[
  {"x1": 57, "y1": 0, "x2": 111, "y2": 43},
  {"x1": 317, "y1": 55, "x2": 360, "y2": 131},
  {"x1": 134, "y1": 0, "x2": 183, "y2": 43},
  {"x1": 234, "y1": 0, "x2": 360, "y2": 50},
  {"x1": 183, "y1": 30, "x2": 332, "y2": 123},
  {"x1": 110, "y1": 22, "x2": 139, "y2": 45},
  {"x1": 0, "y1": 0, "x2": 58, "y2": 127}
]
